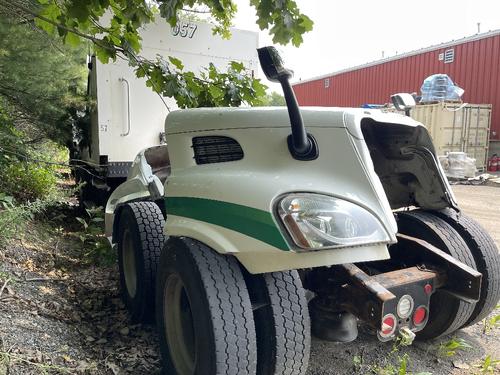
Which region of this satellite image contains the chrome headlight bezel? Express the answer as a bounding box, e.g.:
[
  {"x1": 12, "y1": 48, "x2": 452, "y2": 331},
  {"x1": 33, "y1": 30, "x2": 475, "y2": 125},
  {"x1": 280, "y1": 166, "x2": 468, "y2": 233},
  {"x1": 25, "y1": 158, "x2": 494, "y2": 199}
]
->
[{"x1": 274, "y1": 193, "x2": 391, "y2": 251}]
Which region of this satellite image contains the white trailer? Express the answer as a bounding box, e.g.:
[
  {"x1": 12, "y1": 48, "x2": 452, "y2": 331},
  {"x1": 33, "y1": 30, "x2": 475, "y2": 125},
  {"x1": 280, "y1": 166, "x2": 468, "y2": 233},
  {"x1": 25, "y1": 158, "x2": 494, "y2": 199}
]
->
[{"x1": 76, "y1": 19, "x2": 258, "y2": 203}]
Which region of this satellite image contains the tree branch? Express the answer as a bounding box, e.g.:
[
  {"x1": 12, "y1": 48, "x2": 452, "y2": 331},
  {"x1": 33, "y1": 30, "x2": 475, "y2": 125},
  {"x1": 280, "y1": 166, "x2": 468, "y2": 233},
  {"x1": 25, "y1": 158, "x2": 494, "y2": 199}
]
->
[{"x1": 3, "y1": 1, "x2": 125, "y2": 55}]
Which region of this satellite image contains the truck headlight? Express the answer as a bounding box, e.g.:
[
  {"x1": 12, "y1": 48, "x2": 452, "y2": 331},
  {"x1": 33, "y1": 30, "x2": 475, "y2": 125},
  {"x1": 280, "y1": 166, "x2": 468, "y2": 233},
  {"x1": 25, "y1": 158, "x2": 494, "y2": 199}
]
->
[{"x1": 277, "y1": 193, "x2": 390, "y2": 250}]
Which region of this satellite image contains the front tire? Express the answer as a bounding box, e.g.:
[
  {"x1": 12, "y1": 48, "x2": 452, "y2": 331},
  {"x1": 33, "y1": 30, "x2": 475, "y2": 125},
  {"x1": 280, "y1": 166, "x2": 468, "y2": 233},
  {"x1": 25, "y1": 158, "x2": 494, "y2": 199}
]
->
[
  {"x1": 117, "y1": 202, "x2": 165, "y2": 322},
  {"x1": 156, "y1": 237, "x2": 257, "y2": 375},
  {"x1": 397, "y1": 210, "x2": 477, "y2": 339}
]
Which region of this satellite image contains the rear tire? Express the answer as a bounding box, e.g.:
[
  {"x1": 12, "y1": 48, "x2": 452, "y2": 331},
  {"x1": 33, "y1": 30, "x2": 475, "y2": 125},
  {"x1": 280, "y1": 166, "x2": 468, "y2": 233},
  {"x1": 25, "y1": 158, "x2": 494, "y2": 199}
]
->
[
  {"x1": 431, "y1": 208, "x2": 500, "y2": 326},
  {"x1": 397, "y1": 210, "x2": 477, "y2": 339},
  {"x1": 245, "y1": 270, "x2": 311, "y2": 375},
  {"x1": 156, "y1": 237, "x2": 257, "y2": 375},
  {"x1": 117, "y1": 202, "x2": 164, "y2": 322}
]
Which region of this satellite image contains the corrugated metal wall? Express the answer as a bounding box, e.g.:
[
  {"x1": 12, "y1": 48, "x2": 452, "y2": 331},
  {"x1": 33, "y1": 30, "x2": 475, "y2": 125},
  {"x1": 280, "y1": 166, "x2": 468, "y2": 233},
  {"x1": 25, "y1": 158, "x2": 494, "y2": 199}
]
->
[{"x1": 293, "y1": 33, "x2": 500, "y2": 140}]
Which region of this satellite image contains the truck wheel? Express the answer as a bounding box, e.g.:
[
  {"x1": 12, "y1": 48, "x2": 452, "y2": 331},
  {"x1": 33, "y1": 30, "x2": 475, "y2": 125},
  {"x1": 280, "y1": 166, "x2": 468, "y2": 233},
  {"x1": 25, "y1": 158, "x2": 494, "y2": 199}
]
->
[
  {"x1": 431, "y1": 208, "x2": 500, "y2": 327},
  {"x1": 117, "y1": 202, "x2": 164, "y2": 322},
  {"x1": 396, "y1": 210, "x2": 477, "y2": 339},
  {"x1": 156, "y1": 237, "x2": 257, "y2": 375},
  {"x1": 245, "y1": 270, "x2": 311, "y2": 375}
]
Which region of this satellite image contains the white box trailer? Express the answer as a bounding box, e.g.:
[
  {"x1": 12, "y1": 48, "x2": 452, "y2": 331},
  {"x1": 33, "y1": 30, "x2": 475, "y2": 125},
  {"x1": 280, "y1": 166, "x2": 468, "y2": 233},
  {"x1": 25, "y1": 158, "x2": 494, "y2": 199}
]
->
[{"x1": 76, "y1": 19, "x2": 258, "y2": 202}]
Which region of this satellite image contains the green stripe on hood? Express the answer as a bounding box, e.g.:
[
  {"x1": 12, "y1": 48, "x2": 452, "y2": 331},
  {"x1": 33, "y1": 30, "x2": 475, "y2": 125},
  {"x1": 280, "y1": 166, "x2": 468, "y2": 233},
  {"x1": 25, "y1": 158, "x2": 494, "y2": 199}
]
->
[{"x1": 165, "y1": 197, "x2": 290, "y2": 251}]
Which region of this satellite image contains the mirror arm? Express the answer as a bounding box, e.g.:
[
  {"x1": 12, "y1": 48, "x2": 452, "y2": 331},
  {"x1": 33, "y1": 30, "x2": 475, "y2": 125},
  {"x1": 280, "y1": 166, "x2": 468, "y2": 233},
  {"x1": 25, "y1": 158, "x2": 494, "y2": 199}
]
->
[
  {"x1": 280, "y1": 78, "x2": 319, "y2": 161},
  {"x1": 280, "y1": 78, "x2": 308, "y2": 154}
]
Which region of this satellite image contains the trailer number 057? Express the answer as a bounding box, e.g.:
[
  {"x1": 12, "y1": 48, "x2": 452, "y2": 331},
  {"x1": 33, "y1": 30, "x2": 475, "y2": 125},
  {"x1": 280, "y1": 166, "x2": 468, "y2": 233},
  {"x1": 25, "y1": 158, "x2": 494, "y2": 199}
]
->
[{"x1": 171, "y1": 22, "x2": 197, "y2": 38}]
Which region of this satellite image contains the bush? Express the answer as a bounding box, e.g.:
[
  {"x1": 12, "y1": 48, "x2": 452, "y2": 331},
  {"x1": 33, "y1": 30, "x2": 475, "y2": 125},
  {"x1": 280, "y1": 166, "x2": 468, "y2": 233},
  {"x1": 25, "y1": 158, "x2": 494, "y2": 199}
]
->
[
  {"x1": 0, "y1": 102, "x2": 65, "y2": 244},
  {"x1": 0, "y1": 101, "x2": 60, "y2": 202},
  {"x1": 0, "y1": 163, "x2": 57, "y2": 202}
]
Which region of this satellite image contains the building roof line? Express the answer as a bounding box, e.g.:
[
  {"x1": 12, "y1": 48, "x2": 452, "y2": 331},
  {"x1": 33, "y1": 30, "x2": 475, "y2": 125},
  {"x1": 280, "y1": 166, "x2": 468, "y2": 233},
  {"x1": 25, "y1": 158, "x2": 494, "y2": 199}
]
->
[{"x1": 292, "y1": 28, "x2": 500, "y2": 86}]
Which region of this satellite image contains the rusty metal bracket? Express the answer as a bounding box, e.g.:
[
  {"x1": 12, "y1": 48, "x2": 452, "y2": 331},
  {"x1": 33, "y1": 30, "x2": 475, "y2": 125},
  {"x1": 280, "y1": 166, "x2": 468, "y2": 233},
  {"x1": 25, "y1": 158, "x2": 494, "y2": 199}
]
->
[
  {"x1": 338, "y1": 263, "x2": 395, "y2": 326},
  {"x1": 337, "y1": 263, "x2": 442, "y2": 330},
  {"x1": 396, "y1": 233, "x2": 482, "y2": 303}
]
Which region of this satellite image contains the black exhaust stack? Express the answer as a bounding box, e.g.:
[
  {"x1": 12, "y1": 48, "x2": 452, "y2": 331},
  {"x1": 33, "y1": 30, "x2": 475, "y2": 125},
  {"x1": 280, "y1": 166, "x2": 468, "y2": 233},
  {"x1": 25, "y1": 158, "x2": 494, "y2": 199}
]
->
[{"x1": 257, "y1": 47, "x2": 318, "y2": 161}]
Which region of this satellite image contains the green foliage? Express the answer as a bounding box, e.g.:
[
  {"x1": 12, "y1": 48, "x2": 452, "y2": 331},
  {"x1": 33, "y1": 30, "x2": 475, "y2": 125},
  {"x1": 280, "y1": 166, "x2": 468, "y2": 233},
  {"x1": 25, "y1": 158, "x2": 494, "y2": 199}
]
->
[
  {"x1": 31, "y1": 1, "x2": 311, "y2": 53},
  {"x1": 74, "y1": 207, "x2": 114, "y2": 266},
  {"x1": 0, "y1": 17, "x2": 87, "y2": 145},
  {"x1": 25, "y1": 0, "x2": 312, "y2": 110},
  {"x1": 477, "y1": 355, "x2": 500, "y2": 374},
  {"x1": 250, "y1": 0, "x2": 313, "y2": 46},
  {"x1": 1, "y1": 164, "x2": 57, "y2": 202},
  {"x1": 0, "y1": 351, "x2": 71, "y2": 374},
  {"x1": 0, "y1": 102, "x2": 60, "y2": 202},
  {"x1": 140, "y1": 58, "x2": 267, "y2": 107},
  {"x1": 372, "y1": 353, "x2": 432, "y2": 375},
  {"x1": 438, "y1": 337, "x2": 472, "y2": 357},
  {"x1": 483, "y1": 305, "x2": 500, "y2": 333},
  {"x1": 0, "y1": 101, "x2": 67, "y2": 244},
  {"x1": 352, "y1": 355, "x2": 362, "y2": 371},
  {"x1": 261, "y1": 91, "x2": 286, "y2": 106},
  {"x1": 0, "y1": 198, "x2": 54, "y2": 245}
]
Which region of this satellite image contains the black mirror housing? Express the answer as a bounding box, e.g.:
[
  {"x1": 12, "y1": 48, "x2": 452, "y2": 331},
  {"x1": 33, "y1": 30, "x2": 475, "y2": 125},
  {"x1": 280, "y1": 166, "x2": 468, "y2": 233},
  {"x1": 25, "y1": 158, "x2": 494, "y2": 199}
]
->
[
  {"x1": 257, "y1": 46, "x2": 318, "y2": 161},
  {"x1": 257, "y1": 46, "x2": 293, "y2": 83}
]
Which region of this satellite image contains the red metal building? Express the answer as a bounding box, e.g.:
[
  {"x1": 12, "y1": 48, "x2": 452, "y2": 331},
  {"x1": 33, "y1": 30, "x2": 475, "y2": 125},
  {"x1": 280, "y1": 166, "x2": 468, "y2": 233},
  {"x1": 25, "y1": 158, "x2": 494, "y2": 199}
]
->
[{"x1": 292, "y1": 29, "x2": 500, "y2": 143}]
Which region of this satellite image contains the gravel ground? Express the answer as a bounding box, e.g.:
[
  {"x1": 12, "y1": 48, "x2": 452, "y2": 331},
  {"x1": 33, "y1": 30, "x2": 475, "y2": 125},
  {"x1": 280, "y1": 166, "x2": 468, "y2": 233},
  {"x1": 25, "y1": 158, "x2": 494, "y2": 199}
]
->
[{"x1": 0, "y1": 185, "x2": 499, "y2": 374}]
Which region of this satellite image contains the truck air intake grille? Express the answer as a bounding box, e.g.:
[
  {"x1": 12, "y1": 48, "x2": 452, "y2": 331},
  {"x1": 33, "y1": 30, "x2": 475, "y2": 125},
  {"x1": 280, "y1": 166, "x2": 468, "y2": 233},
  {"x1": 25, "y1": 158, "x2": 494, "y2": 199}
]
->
[{"x1": 192, "y1": 136, "x2": 244, "y2": 165}]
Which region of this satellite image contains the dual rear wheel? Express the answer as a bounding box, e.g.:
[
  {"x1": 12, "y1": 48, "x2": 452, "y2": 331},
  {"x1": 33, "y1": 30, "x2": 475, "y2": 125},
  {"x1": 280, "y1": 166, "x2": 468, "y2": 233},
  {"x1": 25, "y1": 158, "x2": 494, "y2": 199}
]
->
[
  {"x1": 397, "y1": 209, "x2": 500, "y2": 339},
  {"x1": 116, "y1": 202, "x2": 311, "y2": 375},
  {"x1": 155, "y1": 237, "x2": 311, "y2": 375}
]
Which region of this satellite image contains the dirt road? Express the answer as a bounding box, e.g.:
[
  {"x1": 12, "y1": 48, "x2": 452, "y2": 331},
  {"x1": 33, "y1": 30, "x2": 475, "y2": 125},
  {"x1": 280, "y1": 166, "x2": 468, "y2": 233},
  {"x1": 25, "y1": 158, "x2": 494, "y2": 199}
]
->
[{"x1": 0, "y1": 185, "x2": 499, "y2": 374}]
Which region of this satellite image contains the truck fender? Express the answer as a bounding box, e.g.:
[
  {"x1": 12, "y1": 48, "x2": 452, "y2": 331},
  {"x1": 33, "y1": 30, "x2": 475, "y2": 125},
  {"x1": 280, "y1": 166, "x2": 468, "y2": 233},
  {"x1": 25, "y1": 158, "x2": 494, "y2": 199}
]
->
[{"x1": 105, "y1": 146, "x2": 166, "y2": 242}]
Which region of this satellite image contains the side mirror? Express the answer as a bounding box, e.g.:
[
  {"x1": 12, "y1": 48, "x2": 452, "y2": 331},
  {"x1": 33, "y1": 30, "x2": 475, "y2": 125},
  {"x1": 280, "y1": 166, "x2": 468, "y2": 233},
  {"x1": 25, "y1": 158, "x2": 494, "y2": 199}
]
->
[
  {"x1": 257, "y1": 46, "x2": 318, "y2": 161},
  {"x1": 257, "y1": 46, "x2": 293, "y2": 83},
  {"x1": 391, "y1": 93, "x2": 416, "y2": 116}
]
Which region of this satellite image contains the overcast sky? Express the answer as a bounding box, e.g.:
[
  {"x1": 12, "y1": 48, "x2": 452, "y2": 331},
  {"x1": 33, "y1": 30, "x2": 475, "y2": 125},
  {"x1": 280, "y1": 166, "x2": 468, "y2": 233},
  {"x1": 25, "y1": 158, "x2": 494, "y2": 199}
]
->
[{"x1": 232, "y1": 0, "x2": 500, "y2": 87}]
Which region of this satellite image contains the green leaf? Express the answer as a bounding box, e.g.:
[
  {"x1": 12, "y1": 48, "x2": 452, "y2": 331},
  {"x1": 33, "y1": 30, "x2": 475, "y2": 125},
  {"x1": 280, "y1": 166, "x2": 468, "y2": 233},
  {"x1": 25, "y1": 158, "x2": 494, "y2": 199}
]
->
[
  {"x1": 123, "y1": 31, "x2": 141, "y2": 53},
  {"x1": 34, "y1": 18, "x2": 54, "y2": 35},
  {"x1": 168, "y1": 56, "x2": 184, "y2": 70},
  {"x1": 76, "y1": 217, "x2": 88, "y2": 230},
  {"x1": 230, "y1": 61, "x2": 245, "y2": 73},
  {"x1": 65, "y1": 32, "x2": 81, "y2": 47},
  {"x1": 164, "y1": 79, "x2": 179, "y2": 97},
  {"x1": 94, "y1": 44, "x2": 113, "y2": 64},
  {"x1": 208, "y1": 85, "x2": 224, "y2": 99},
  {"x1": 67, "y1": 2, "x2": 90, "y2": 23}
]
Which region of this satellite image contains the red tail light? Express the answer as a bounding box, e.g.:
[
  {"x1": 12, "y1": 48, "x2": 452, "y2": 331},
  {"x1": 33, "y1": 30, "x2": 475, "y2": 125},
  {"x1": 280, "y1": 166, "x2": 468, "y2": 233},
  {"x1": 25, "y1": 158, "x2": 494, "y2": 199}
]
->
[
  {"x1": 380, "y1": 314, "x2": 397, "y2": 337},
  {"x1": 413, "y1": 306, "x2": 428, "y2": 326}
]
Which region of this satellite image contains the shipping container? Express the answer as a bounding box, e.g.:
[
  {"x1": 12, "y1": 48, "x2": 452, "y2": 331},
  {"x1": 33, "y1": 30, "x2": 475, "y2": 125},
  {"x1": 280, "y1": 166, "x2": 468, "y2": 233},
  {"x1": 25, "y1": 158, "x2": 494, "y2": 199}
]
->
[
  {"x1": 292, "y1": 29, "x2": 500, "y2": 147},
  {"x1": 409, "y1": 103, "x2": 492, "y2": 171}
]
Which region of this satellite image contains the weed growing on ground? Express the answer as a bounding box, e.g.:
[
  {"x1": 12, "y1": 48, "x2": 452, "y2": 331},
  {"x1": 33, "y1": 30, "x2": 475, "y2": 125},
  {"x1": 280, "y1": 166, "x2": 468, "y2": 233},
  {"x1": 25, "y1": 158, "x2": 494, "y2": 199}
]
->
[
  {"x1": 371, "y1": 352, "x2": 432, "y2": 375},
  {"x1": 476, "y1": 355, "x2": 500, "y2": 374},
  {"x1": 0, "y1": 351, "x2": 71, "y2": 375},
  {"x1": 74, "y1": 207, "x2": 114, "y2": 266},
  {"x1": 352, "y1": 355, "x2": 362, "y2": 371},
  {"x1": 438, "y1": 337, "x2": 472, "y2": 357},
  {"x1": 482, "y1": 305, "x2": 500, "y2": 333},
  {"x1": 0, "y1": 198, "x2": 55, "y2": 245},
  {"x1": 366, "y1": 339, "x2": 433, "y2": 375}
]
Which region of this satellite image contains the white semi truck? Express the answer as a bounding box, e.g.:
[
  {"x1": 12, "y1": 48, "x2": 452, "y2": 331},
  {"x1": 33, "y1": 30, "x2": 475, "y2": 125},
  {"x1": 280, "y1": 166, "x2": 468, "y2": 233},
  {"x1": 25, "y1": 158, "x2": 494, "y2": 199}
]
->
[
  {"x1": 74, "y1": 19, "x2": 259, "y2": 204},
  {"x1": 104, "y1": 46, "x2": 500, "y2": 374}
]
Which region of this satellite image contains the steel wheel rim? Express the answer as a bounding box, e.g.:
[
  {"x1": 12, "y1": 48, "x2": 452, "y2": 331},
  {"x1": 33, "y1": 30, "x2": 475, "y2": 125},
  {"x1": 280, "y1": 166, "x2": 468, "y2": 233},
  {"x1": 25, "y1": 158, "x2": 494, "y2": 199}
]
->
[
  {"x1": 122, "y1": 229, "x2": 137, "y2": 298},
  {"x1": 164, "y1": 274, "x2": 196, "y2": 375}
]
